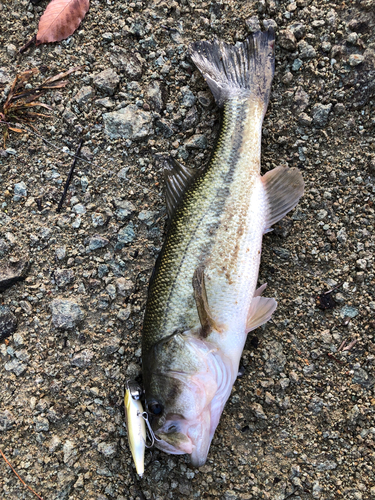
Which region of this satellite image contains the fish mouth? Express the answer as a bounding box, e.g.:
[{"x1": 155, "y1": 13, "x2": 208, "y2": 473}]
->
[{"x1": 154, "y1": 409, "x2": 212, "y2": 467}]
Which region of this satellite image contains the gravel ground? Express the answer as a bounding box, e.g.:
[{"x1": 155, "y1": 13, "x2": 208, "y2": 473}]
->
[{"x1": 1, "y1": 0, "x2": 375, "y2": 499}]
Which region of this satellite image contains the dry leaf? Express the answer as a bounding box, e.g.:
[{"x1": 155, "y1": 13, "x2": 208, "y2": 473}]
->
[{"x1": 36, "y1": 0, "x2": 90, "y2": 45}]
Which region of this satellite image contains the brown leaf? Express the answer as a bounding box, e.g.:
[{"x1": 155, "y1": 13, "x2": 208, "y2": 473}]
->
[
  {"x1": 7, "y1": 126, "x2": 23, "y2": 133},
  {"x1": 36, "y1": 0, "x2": 89, "y2": 45}
]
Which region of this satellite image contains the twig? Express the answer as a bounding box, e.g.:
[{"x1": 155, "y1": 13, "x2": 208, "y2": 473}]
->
[
  {"x1": 342, "y1": 339, "x2": 358, "y2": 351},
  {"x1": 0, "y1": 447, "x2": 44, "y2": 500},
  {"x1": 57, "y1": 139, "x2": 83, "y2": 213},
  {"x1": 19, "y1": 35, "x2": 36, "y2": 54}
]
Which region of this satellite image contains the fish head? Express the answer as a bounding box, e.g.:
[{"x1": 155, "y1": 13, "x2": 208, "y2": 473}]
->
[{"x1": 143, "y1": 335, "x2": 232, "y2": 467}]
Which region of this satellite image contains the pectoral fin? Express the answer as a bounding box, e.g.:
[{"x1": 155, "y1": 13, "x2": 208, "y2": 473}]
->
[
  {"x1": 246, "y1": 293, "x2": 277, "y2": 333},
  {"x1": 193, "y1": 267, "x2": 222, "y2": 338},
  {"x1": 261, "y1": 165, "x2": 304, "y2": 232}
]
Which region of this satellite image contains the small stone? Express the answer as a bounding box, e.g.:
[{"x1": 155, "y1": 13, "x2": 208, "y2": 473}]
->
[
  {"x1": 348, "y1": 54, "x2": 364, "y2": 66},
  {"x1": 308, "y1": 396, "x2": 324, "y2": 414},
  {"x1": 0, "y1": 306, "x2": 17, "y2": 341},
  {"x1": 116, "y1": 278, "x2": 133, "y2": 296},
  {"x1": 181, "y1": 86, "x2": 196, "y2": 107},
  {"x1": 72, "y1": 217, "x2": 81, "y2": 229},
  {"x1": 298, "y1": 40, "x2": 316, "y2": 59},
  {"x1": 48, "y1": 435, "x2": 61, "y2": 452},
  {"x1": 251, "y1": 402, "x2": 267, "y2": 419},
  {"x1": 88, "y1": 235, "x2": 109, "y2": 251},
  {"x1": 265, "y1": 391, "x2": 276, "y2": 404},
  {"x1": 103, "y1": 105, "x2": 152, "y2": 140},
  {"x1": 54, "y1": 269, "x2": 75, "y2": 287},
  {"x1": 293, "y1": 87, "x2": 309, "y2": 112},
  {"x1": 322, "y1": 41, "x2": 332, "y2": 52},
  {"x1": 55, "y1": 246, "x2": 66, "y2": 260},
  {"x1": 263, "y1": 19, "x2": 278, "y2": 30},
  {"x1": 50, "y1": 299, "x2": 85, "y2": 330},
  {"x1": 117, "y1": 222, "x2": 136, "y2": 244},
  {"x1": 197, "y1": 91, "x2": 213, "y2": 108},
  {"x1": 126, "y1": 362, "x2": 141, "y2": 378},
  {"x1": 117, "y1": 305, "x2": 131, "y2": 321},
  {"x1": 0, "y1": 67, "x2": 11, "y2": 84},
  {"x1": 290, "y1": 22, "x2": 305, "y2": 40},
  {"x1": 92, "y1": 69, "x2": 120, "y2": 95},
  {"x1": 279, "y1": 29, "x2": 296, "y2": 51},
  {"x1": 7, "y1": 44, "x2": 17, "y2": 58},
  {"x1": 292, "y1": 58, "x2": 303, "y2": 71},
  {"x1": 35, "y1": 416, "x2": 49, "y2": 432},
  {"x1": 19, "y1": 300, "x2": 32, "y2": 314},
  {"x1": 264, "y1": 341, "x2": 286, "y2": 375},
  {"x1": 246, "y1": 16, "x2": 261, "y2": 33},
  {"x1": 74, "y1": 86, "x2": 94, "y2": 105},
  {"x1": 334, "y1": 103, "x2": 345, "y2": 115},
  {"x1": 337, "y1": 227, "x2": 347, "y2": 243},
  {"x1": 71, "y1": 349, "x2": 94, "y2": 367},
  {"x1": 106, "y1": 283, "x2": 116, "y2": 300},
  {"x1": 317, "y1": 209, "x2": 327, "y2": 220},
  {"x1": 13, "y1": 331, "x2": 24, "y2": 346},
  {"x1": 73, "y1": 203, "x2": 86, "y2": 215},
  {"x1": 146, "y1": 81, "x2": 164, "y2": 111},
  {"x1": 298, "y1": 112, "x2": 312, "y2": 126},
  {"x1": 63, "y1": 440, "x2": 77, "y2": 464},
  {"x1": 0, "y1": 410, "x2": 15, "y2": 432},
  {"x1": 312, "y1": 103, "x2": 332, "y2": 127},
  {"x1": 289, "y1": 371, "x2": 299, "y2": 384},
  {"x1": 280, "y1": 378, "x2": 290, "y2": 390},
  {"x1": 185, "y1": 134, "x2": 207, "y2": 149},
  {"x1": 340, "y1": 305, "x2": 358, "y2": 318},
  {"x1": 117, "y1": 167, "x2": 129, "y2": 180},
  {"x1": 14, "y1": 181, "x2": 27, "y2": 198},
  {"x1": 0, "y1": 259, "x2": 30, "y2": 292},
  {"x1": 98, "y1": 441, "x2": 117, "y2": 458},
  {"x1": 4, "y1": 359, "x2": 26, "y2": 376},
  {"x1": 316, "y1": 460, "x2": 337, "y2": 471},
  {"x1": 97, "y1": 264, "x2": 109, "y2": 278},
  {"x1": 92, "y1": 213, "x2": 105, "y2": 227}
]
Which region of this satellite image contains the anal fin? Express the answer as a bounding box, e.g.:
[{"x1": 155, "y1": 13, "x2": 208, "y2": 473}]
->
[
  {"x1": 193, "y1": 267, "x2": 222, "y2": 338},
  {"x1": 261, "y1": 165, "x2": 304, "y2": 231},
  {"x1": 246, "y1": 285, "x2": 277, "y2": 333}
]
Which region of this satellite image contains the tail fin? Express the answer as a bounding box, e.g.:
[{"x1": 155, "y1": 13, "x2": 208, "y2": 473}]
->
[{"x1": 190, "y1": 29, "x2": 275, "y2": 109}]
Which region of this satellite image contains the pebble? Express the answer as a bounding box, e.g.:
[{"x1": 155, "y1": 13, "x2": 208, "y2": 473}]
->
[
  {"x1": 71, "y1": 349, "x2": 94, "y2": 367},
  {"x1": 264, "y1": 341, "x2": 286, "y2": 374},
  {"x1": 0, "y1": 259, "x2": 30, "y2": 292},
  {"x1": 0, "y1": 305, "x2": 17, "y2": 341},
  {"x1": 103, "y1": 105, "x2": 153, "y2": 140},
  {"x1": 251, "y1": 402, "x2": 267, "y2": 419},
  {"x1": 74, "y1": 86, "x2": 94, "y2": 105},
  {"x1": 98, "y1": 442, "x2": 117, "y2": 458},
  {"x1": 92, "y1": 69, "x2": 120, "y2": 96},
  {"x1": 279, "y1": 29, "x2": 296, "y2": 51},
  {"x1": 13, "y1": 181, "x2": 27, "y2": 201},
  {"x1": 117, "y1": 222, "x2": 136, "y2": 244},
  {"x1": 50, "y1": 299, "x2": 85, "y2": 329},
  {"x1": 55, "y1": 246, "x2": 66, "y2": 260},
  {"x1": 298, "y1": 112, "x2": 312, "y2": 126},
  {"x1": 298, "y1": 40, "x2": 316, "y2": 59},
  {"x1": 312, "y1": 103, "x2": 332, "y2": 127},
  {"x1": 88, "y1": 235, "x2": 109, "y2": 251},
  {"x1": 185, "y1": 134, "x2": 207, "y2": 149},
  {"x1": 348, "y1": 54, "x2": 364, "y2": 66},
  {"x1": 54, "y1": 268, "x2": 74, "y2": 287},
  {"x1": 92, "y1": 213, "x2": 105, "y2": 227},
  {"x1": 117, "y1": 305, "x2": 131, "y2": 321}
]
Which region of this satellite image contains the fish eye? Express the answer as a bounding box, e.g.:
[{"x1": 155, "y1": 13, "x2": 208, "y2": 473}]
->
[{"x1": 148, "y1": 400, "x2": 163, "y2": 415}]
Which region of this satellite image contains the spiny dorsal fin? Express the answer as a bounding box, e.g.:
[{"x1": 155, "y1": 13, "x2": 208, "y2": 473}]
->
[
  {"x1": 192, "y1": 266, "x2": 223, "y2": 338},
  {"x1": 164, "y1": 157, "x2": 197, "y2": 218},
  {"x1": 261, "y1": 165, "x2": 304, "y2": 231}
]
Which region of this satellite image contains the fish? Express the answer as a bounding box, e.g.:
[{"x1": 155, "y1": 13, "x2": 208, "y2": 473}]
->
[
  {"x1": 124, "y1": 380, "x2": 146, "y2": 477},
  {"x1": 141, "y1": 28, "x2": 304, "y2": 467}
]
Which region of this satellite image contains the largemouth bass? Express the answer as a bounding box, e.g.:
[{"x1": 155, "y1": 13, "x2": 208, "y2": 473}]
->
[{"x1": 141, "y1": 29, "x2": 304, "y2": 467}]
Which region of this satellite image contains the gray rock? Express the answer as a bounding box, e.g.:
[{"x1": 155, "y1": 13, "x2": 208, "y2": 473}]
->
[
  {"x1": 312, "y1": 103, "x2": 332, "y2": 127},
  {"x1": 340, "y1": 305, "x2": 358, "y2": 318},
  {"x1": 35, "y1": 416, "x2": 49, "y2": 432},
  {"x1": 110, "y1": 50, "x2": 144, "y2": 80},
  {"x1": 71, "y1": 349, "x2": 94, "y2": 368},
  {"x1": 55, "y1": 246, "x2": 66, "y2": 260},
  {"x1": 146, "y1": 81, "x2": 164, "y2": 111},
  {"x1": 98, "y1": 264, "x2": 109, "y2": 278},
  {"x1": 13, "y1": 181, "x2": 27, "y2": 201},
  {"x1": 182, "y1": 106, "x2": 199, "y2": 130},
  {"x1": 63, "y1": 440, "x2": 77, "y2": 464},
  {"x1": 116, "y1": 278, "x2": 133, "y2": 296},
  {"x1": 4, "y1": 359, "x2": 27, "y2": 376},
  {"x1": 279, "y1": 29, "x2": 296, "y2": 51},
  {"x1": 117, "y1": 305, "x2": 131, "y2": 321},
  {"x1": 298, "y1": 41, "x2": 316, "y2": 59},
  {"x1": 0, "y1": 67, "x2": 11, "y2": 84},
  {"x1": 92, "y1": 213, "x2": 105, "y2": 227},
  {"x1": 181, "y1": 86, "x2": 196, "y2": 107},
  {"x1": 246, "y1": 16, "x2": 261, "y2": 33},
  {"x1": 197, "y1": 91, "x2": 213, "y2": 108},
  {"x1": 7, "y1": 44, "x2": 17, "y2": 58},
  {"x1": 117, "y1": 167, "x2": 129, "y2": 180},
  {"x1": 98, "y1": 441, "x2": 117, "y2": 458},
  {"x1": 298, "y1": 112, "x2": 312, "y2": 126},
  {"x1": 93, "y1": 69, "x2": 120, "y2": 96},
  {"x1": 251, "y1": 402, "x2": 267, "y2": 419},
  {"x1": 88, "y1": 235, "x2": 109, "y2": 251},
  {"x1": 0, "y1": 306, "x2": 17, "y2": 341},
  {"x1": 185, "y1": 134, "x2": 207, "y2": 149},
  {"x1": 56, "y1": 470, "x2": 75, "y2": 500},
  {"x1": 293, "y1": 87, "x2": 309, "y2": 112},
  {"x1": 0, "y1": 259, "x2": 30, "y2": 292},
  {"x1": 308, "y1": 396, "x2": 324, "y2": 414},
  {"x1": 353, "y1": 367, "x2": 373, "y2": 388},
  {"x1": 334, "y1": 103, "x2": 345, "y2": 115},
  {"x1": 337, "y1": 227, "x2": 347, "y2": 243},
  {"x1": 155, "y1": 118, "x2": 174, "y2": 138},
  {"x1": 117, "y1": 222, "x2": 136, "y2": 244},
  {"x1": 126, "y1": 362, "x2": 142, "y2": 378},
  {"x1": 349, "y1": 54, "x2": 364, "y2": 66},
  {"x1": 103, "y1": 105, "x2": 152, "y2": 140},
  {"x1": 290, "y1": 22, "x2": 305, "y2": 40},
  {"x1": 0, "y1": 238, "x2": 9, "y2": 256},
  {"x1": 51, "y1": 299, "x2": 85, "y2": 330},
  {"x1": 74, "y1": 86, "x2": 94, "y2": 105},
  {"x1": 0, "y1": 410, "x2": 15, "y2": 431},
  {"x1": 292, "y1": 58, "x2": 303, "y2": 71},
  {"x1": 73, "y1": 203, "x2": 86, "y2": 215},
  {"x1": 264, "y1": 341, "x2": 286, "y2": 375},
  {"x1": 316, "y1": 460, "x2": 337, "y2": 471},
  {"x1": 55, "y1": 269, "x2": 74, "y2": 287}
]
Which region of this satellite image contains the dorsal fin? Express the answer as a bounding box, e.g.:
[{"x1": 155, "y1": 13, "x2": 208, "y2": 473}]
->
[{"x1": 163, "y1": 158, "x2": 197, "y2": 218}]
